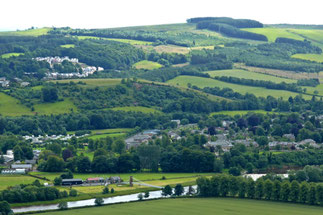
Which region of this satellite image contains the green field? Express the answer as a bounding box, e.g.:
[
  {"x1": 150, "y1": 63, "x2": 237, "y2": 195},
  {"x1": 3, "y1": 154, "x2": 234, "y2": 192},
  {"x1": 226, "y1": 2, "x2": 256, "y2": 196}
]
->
[
  {"x1": 52, "y1": 79, "x2": 121, "y2": 87},
  {"x1": 0, "y1": 93, "x2": 32, "y2": 116},
  {"x1": 133, "y1": 60, "x2": 163, "y2": 70},
  {"x1": 1, "y1": 52, "x2": 24, "y2": 58},
  {"x1": 167, "y1": 76, "x2": 310, "y2": 100},
  {"x1": 0, "y1": 175, "x2": 45, "y2": 191},
  {"x1": 292, "y1": 53, "x2": 323, "y2": 63},
  {"x1": 36, "y1": 198, "x2": 323, "y2": 215},
  {"x1": 211, "y1": 110, "x2": 273, "y2": 116},
  {"x1": 33, "y1": 99, "x2": 78, "y2": 115},
  {"x1": 205, "y1": 69, "x2": 297, "y2": 83},
  {"x1": 110, "y1": 106, "x2": 161, "y2": 114},
  {"x1": 0, "y1": 27, "x2": 51, "y2": 36},
  {"x1": 242, "y1": 28, "x2": 304, "y2": 42},
  {"x1": 60, "y1": 44, "x2": 75, "y2": 48},
  {"x1": 288, "y1": 29, "x2": 323, "y2": 48},
  {"x1": 303, "y1": 84, "x2": 323, "y2": 96},
  {"x1": 76, "y1": 36, "x2": 152, "y2": 45}
]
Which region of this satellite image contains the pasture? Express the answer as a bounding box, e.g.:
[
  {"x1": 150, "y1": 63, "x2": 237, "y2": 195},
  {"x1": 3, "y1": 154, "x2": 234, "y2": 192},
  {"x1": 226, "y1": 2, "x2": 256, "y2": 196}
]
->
[
  {"x1": 0, "y1": 175, "x2": 45, "y2": 191},
  {"x1": 242, "y1": 27, "x2": 304, "y2": 42},
  {"x1": 0, "y1": 27, "x2": 51, "y2": 36},
  {"x1": 76, "y1": 36, "x2": 152, "y2": 45},
  {"x1": 167, "y1": 76, "x2": 310, "y2": 100},
  {"x1": 33, "y1": 99, "x2": 78, "y2": 115},
  {"x1": 60, "y1": 44, "x2": 75, "y2": 48},
  {"x1": 211, "y1": 110, "x2": 273, "y2": 116},
  {"x1": 133, "y1": 60, "x2": 163, "y2": 70},
  {"x1": 110, "y1": 106, "x2": 161, "y2": 114},
  {"x1": 52, "y1": 79, "x2": 121, "y2": 87},
  {"x1": 0, "y1": 93, "x2": 32, "y2": 116},
  {"x1": 205, "y1": 69, "x2": 297, "y2": 83},
  {"x1": 36, "y1": 198, "x2": 323, "y2": 215},
  {"x1": 1, "y1": 52, "x2": 24, "y2": 58},
  {"x1": 153, "y1": 45, "x2": 190, "y2": 54},
  {"x1": 292, "y1": 53, "x2": 323, "y2": 63}
]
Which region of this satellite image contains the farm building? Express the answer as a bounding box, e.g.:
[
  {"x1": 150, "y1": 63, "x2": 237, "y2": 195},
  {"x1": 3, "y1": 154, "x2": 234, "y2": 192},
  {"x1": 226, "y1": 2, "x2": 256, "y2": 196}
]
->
[
  {"x1": 86, "y1": 177, "x2": 105, "y2": 183},
  {"x1": 108, "y1": 176, "x2": 122, "y2": 184},
  {"x1": 11, "y1": 164, "x2": 32, "y2": 171},
  {"x1": 62, "y1": 179, "x2": 83, "y2": 186},
  {"x1": 1, "y1": 169, "x2": 26, "y2": 174}
]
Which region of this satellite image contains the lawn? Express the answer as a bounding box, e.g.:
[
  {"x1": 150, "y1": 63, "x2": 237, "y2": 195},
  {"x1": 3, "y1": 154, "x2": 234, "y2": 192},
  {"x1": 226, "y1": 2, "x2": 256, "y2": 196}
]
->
[
  {"x1": 0, "y1": 27, "x2": 51, "y2": 36},
  {"x1": 0, "y1": 92, "x2": 32, "y2": 116},
  {"x1": 242, "y1": 27, "x2": 304, "y2": 42},
  {"x1": 33, "y1": 99, "x2": 77, "y2": 115},
  {"x1": 110, "y1": 106, "x2": 161, "y2": 114},
  {"x1": 133, "y1": 60, "x2": 163, "y2": 70},
  {"x1": 36, "y1": 198, "x2": 323, "y2": 215},
  {"x1": 211, "y1": 110, "x2": 273, "y2": 117},
  {"x1": 205, "y1": 69, "x2": 297, "y2": 83},
  {"x1": 167, "y1": 76, "x2": 310, "y2": 100},
  {"x1": 1, "y1": 52, "x2": 24, "y2": 58},
  {"x1": 60, "y1": 44, "x2": 75, "y2": 48},
  {"x1": 0, "y1": 175, "x2": 45, "y2": 191},
  {"x1": 52, "y1": 79, "x2": 121, "y2": 87},
  {"x1": 292, "y1": 53, "x2": 323, "y2": 63}
]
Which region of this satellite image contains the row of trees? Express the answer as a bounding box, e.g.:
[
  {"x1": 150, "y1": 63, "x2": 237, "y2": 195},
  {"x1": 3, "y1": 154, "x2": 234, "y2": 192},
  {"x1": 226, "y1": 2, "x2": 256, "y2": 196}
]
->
[{"x1": 197, "y1": 175, "x2": 323, "y2": 206}]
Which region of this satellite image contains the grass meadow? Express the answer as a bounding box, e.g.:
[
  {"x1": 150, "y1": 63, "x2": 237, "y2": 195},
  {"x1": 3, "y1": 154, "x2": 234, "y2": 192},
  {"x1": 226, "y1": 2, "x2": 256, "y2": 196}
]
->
[
  {"x1": 110, "y1": 106, "x2": 161, "y2": 114},
  {"x1": 1, "y1": 52, "x2": 24, "y2": 58},
  {"x1": 36, "y1": 198, "x2": 323, "y2": 215},
  {"x1": 0, "y1": 92, "x2": 32, "y2": 116},
  {"x1": 242, "y1": 28, "x2": 304, "y2": 42},
  {"x1": 0, "y1": 27, "x2": 51, "y2": 36},
  {"x1": 133, "y1": 60, "x2": 163, "y2": 70},
  {"x1": 211, "y1": 110, "x2": 273, "y2": 117},
  {"x1": 292, "y1": 53, "x2": 323, "y2": 63},
  {"x1": 33, "y1": 99, "x2": 77, "y2": 115}
]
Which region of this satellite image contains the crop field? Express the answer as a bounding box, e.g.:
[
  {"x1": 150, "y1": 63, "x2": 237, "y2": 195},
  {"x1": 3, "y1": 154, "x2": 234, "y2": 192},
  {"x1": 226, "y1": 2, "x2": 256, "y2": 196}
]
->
[
  {"x1": 33, "y1": 99, "x2": 77, "y2": 115},
  {"x1": 29, "y1": 172, "x2": 212, "y2": 181},
  {"x1": 60, "y1": 44, "x2": 75, "y2": 48},
  {"x1": 37, "y1": 198, "x2": 323, "y2": 215},
  {"x1": 153, "y1": 45, "x2": 190, "y2": 54},
  {"x1": 167, "y1": 76, "x2": 310, "y2": 100},
  {"x1": 1, "y1": 52, "x2": 24, "y2": 58},
  {"x1": 52, "y1": 79, "x2": 121, "y2": 87},
  {"x1": 292, "y1": 53, "x2": 323, "y2": 63},
  {"x1": 0, "y1": 27, "x2": 51, "y2": 36},
  {"x1": 0, "y1": 93, "x2": 32, "y2": 116},
  {"x1": 76, "y1": 36, "x2": 152, "y2": 45},
  {"x1": 0, "y1": 175, "x2": 45, "y2": 191},
  {"x1": 110, "y1": 106, "x2": 161, "y2": 114},
  {"x1": 242, "y1": 28, "x2": 304, "y2": 42},
  {"x1": 205, "y1": 69, "x2": 297, "y2": 83},
  {"x1": 211, "y1": 110, "x2": 273, "y2": 116},
  {"x1": 133, "y1": 60, "x2": 163, "y2": 70}
]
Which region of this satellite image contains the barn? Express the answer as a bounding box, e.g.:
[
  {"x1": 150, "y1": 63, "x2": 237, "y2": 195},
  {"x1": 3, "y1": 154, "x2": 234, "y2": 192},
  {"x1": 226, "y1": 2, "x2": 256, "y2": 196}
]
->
[{"x1": 61, "y1": 179, "x2": 83, "y2": 186}]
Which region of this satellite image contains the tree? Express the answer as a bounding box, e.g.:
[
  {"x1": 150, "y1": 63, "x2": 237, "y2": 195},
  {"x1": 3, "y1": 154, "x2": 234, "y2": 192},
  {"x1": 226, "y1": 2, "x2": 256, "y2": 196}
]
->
[
  {"x1": 256, "y1": 136, "x2": 268, "y2": 148},
  {"x1": 144, "y1": 191, "x2": 150, "y2": 198},
  {"x1": 95, "y1": 197, "x2": 104, "y2": 206},
  {"x1": 137, "y1": 193, "x2": 144, "y2": 201},
  {"x1": 316, "y1": 184, "x2": 323, "y2": 206},
  {"x1": 308, "y1": 183, "x2": 317, "y2": 205},
  {"x1": 111, "y1": 188, "x2": 115, "y2": 193},
  {"x1": 54, "y1": 177, "x2": 62, "y2": 186},
  {"x1": 272, "y1": 180, "x2": 281, "y2": 201},
  {"x1": 174, "y1": 184, "x2": 184, "y2": 196},
  {"x1": 162, "y1": 185, "x2": 172, "y2": 196},
  {"x1": 137, "y1": 145, "x2": 160, "y2": 172},
  {"x1": 264, "y1": 179, "x2": 273, "y2": 200},
  {"x1": 42, "y1": 87, "x2": 58, "y2": 102},
  {"x1": 229, "y1": 176, "x2": 239, "y2": 197},
  {"x1": 229, "y1": 167, "x2": 240, "y2": 176},
  {"x1": 13, "y1": 145, "x2": 23, "y2": 161},
  {"x1": 246, "y1": 178, "x2": 255, "y2": 199},
  {"x1": 62, "y1": 149, "x2": 73, "y2": 162},
  {"x1": 0, "y1": 201, "x2": 12, "y2": 215},
  {"x1": 255, "y1": 179, "x2": 264, "y2": 199},
  {"x1": 300, "y1": 182, "x2": 309, "y2": 203},
  {"x1": 58, "y1": 201, "x2": 68, "y2": 210},
  {"x1": 76, "y1": 156, "x2": 91, "y2": 173},
  {"x1": 290, "y1": 180, "x2": 300, "y2": 203},
  {"x1": 45, "y1": 155, "x2": 65, "y2": 172},
  {"x1": 102, "y1": 187, "x2": 109, "y2": 194},
  {"x1": 281, "y1": 181, "x2": 290, "y2": 202},
  {"x1": 187, "y1": 185, "x2": 195, "y2": 195},
  {"x1": 113, "y1": 139, "x2": 126, "y2": 154},
  {"x1": 69, "y1": 189, "x2": 77, "y2": 197},
  {"x1": 238, "y1": 179, "x2": 247, "y2": 198}
]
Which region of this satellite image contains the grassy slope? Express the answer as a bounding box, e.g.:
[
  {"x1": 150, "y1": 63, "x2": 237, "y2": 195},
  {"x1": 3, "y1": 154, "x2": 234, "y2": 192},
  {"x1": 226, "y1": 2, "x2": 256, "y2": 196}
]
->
[
  {"x1": 0, "y1": 175, "x2": 45, "y2": 191},
  {"x1": 34, "y1": 99, "x2": 78, "y2": 115},
  {"x1": 76, "y1": 36, "x2": 153, "y2": 45},
  {"x1": 52, "y1": 79, "x2": 121, "y2": 87},
  {"x1": 1, "y1": 52, "x2": 24, "y2": 58},
  {"x1": 60, "y1": 44, "x2": 75, "y2": 48},
  {"x1": 292, "y1": 53, "x2": 323, "y2": 63},
  {"x1": 36, "y1": 198, "x2": 323, "y2": 215},
  {"x1": 110, "y1": 106, "x2": 161, "y2": 114},
  {"x1": 167, "y1": 76, "x2": 310, "y2": 100},
  {"x1": 242, "y1": 27, "x2": 304, "y2": 42},
  {"x1": 0, "y1": 92, "x2": 32, "y2": 116},
  {"x1": 205, "y1": 69, "x2": 297, "y2": 83},
  {"x1": 133, "y1": 60, "x2": 163, "y2": 70},
  {"x1": 0, "y1": 27, "x2": 51, "y2": 36}
]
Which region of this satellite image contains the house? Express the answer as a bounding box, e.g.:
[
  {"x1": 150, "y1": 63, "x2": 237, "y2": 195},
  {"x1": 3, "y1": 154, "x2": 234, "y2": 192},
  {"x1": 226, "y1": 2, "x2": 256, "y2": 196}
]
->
[
  {"x1": 86, "y1": 177, "x2": 105, "y2": 184},
  {"x1": 62, "y1": 179, "x2": 83, "y2": 186},
  {"x1": 207, "y1": 134, "x2": 233, "y2": 151},
  {"x1": 11, "y1": 164, "x2": 33, "y2": 171},
  {"x1": 108, "y1": 176, "x2": 122, "y2": 184},
  {"x1": 0, "y1": 77, "x2": 10, "y2": 87},
  {"x1": 20, "y1": 82, "x2": 30, "y2": 87},
  {"x1": 283, "y1": 134, "x2": 295, "y2": 141}
]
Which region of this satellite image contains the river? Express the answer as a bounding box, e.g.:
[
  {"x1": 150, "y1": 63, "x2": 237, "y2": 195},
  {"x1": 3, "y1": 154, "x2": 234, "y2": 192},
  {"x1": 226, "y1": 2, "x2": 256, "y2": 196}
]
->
[{"x1": 13, "y1": 186, "x2": 195, "y2": 214}]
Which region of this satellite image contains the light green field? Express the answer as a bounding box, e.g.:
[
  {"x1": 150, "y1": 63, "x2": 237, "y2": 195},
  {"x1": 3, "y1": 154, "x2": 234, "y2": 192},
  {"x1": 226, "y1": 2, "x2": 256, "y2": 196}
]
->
[
  {"x1": 88, "y1": 133, "x2": 126, "y2": 140},
  {"x1": 288, "y1": 29, "x2": 323, "y2": 48},
  {"x1": 303, "y1": 84, "x2": 323, "y2": 96},
  {"x1": 0, "y1": 175, "x2": 45, "y2": 191},
  {"x1": 211, "y1": 110, "x2": 273, "y2": 116},
  {"x1": 111, "y1": 106, "x2": 161, "y2": 114},
  {"x1": 60, "y1": 44, "x2": 75, "y2": 48},
  {"x1": 0, "y1": 27, "x2": 51, "y2": 36},
  {"x1": 133, "y1": 60, "x2": 163, "y2": 70},
  {"x1": 29, "y1": 172, "x2": 212, "y2": 181},
  {"x1": 242, "y1": 28, "x2": 304, "y2": 42},
  {"x1": 292, "y1": 53, "x2": 323, "y2": 63},
  {"x1": 205, "y1": 69, "x2": 297, "y2": 83},
  {"x1": 36, "y1": 198, "x2": 323, "y2": 215},
  {"x1": 167, "y1": 76, "x2": 310, "y2": 100},
  {"x1": 0, "y1": 93, "x2": 32, "y2": 116},
  {"x1": 52, "y1": 79, "x2": 121, "y2": 87},
  {"x1": 1, "y1": 52, "x2": 24, "y2": 58},
  {"x1": 86, "y1": 128, "x2": 133, "y2": 140},
  {"x1": 76, "y1": 36, "x2": 152, "y2": 45},
  {"x1": 34, "y1": 99, "x2": 77, "y2": 115}
]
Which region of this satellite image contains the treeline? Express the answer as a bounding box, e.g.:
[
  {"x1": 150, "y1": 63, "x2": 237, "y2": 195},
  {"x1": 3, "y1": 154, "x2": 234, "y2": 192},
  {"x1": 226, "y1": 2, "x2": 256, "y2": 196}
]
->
[
  {"x1": 196, "y1": 22, "x2": 268, "y2": 41},
  {"x1": 289, "y1": 166, "x2": 323, "y2": 183},
  {"x1": 187, "y1": 17, "x2": 264, "y2": 28},
  {"x1": 276, "y1": 37, "x2": 322, "y2": 54},
  {"x1": 197, "y1": 174, "x2": 323, "y2": 206},
  {"x1": 214, "y1": 76, "x2": 302, "y2": 93}
]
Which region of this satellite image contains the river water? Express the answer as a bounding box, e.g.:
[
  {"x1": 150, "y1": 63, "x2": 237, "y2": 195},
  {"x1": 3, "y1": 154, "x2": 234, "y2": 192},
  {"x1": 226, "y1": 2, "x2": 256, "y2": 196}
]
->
[{"x1": 13, "y1": 186, "x2": 195, "y2": 214}]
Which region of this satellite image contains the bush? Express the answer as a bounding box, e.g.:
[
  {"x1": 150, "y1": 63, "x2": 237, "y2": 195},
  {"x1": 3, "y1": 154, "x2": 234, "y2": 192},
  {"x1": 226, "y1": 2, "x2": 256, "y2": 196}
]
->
[
  {"x1": 102, "y1": 187, "x2": 109, "y2": 194},
  {"x1": 144, "y1": 191, "x2": 150, "y2": 198},
  {"x1": 137, "y1": 193, "x2": 144, "y2": 201},
  {"x1": 229, "y1": 167, "x2": 241, "y2": 176},
  {"x1": 94, "y1": 197, "x2": 104, "y2": 206},
  {"x1": 111, "y1": 188, "x2": 115, "y2": 193},
  {"x1": 54, "y1": 177, "x2": 62, "y2": 186},
  {"x1": 69, "y1": 189, "x2": 77, "y2": 197},
  {"x1": 58, "y1": 201, "x2": 68, "y2": 210}
]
